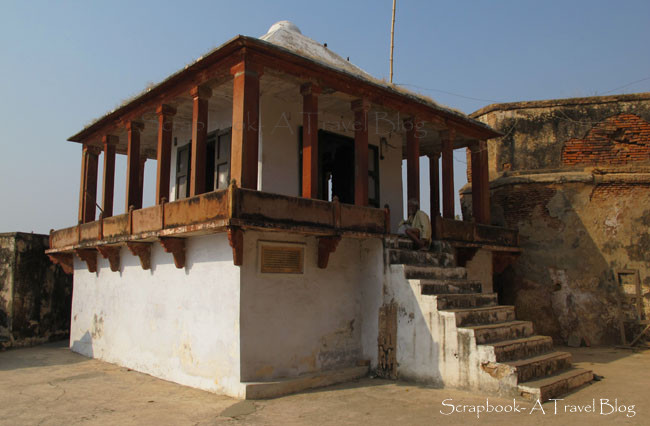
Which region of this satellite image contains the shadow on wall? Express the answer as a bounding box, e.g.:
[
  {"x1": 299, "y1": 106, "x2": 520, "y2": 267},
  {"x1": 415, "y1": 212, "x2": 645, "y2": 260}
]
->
[
  {"x1": 70, "y1": 330, "x2": 94, "y2": 359},
  {"x1": 490, "y1": 181, "x2": 649, "y2": 347}
]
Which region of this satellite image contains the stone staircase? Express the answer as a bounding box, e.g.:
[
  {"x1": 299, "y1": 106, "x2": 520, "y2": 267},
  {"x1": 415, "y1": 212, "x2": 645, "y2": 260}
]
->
[{"x1": 384, "y1": 237, "x2": 593, "y2": 402}]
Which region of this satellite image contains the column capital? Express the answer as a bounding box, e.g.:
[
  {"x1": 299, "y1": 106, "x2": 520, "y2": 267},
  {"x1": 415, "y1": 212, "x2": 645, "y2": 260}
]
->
[
  {"x1": 190, "y1": 85, "x2": 212, "y2": 100},
  {"x1": 126, "y1": 121, "x2": 144, "y2": 133},
  {"x1": 83, "y1": 144, "x2": 102, "y2": 156},
  {"x1": 102, "y1": 134, "x2": 119, "y2": 146},
  {"x1": 300, "y1": 82, "x2": 321, "y2": 96},
  {"x1": 469, "y1": 139, "x2": 487, "y2": 153},
  {"x1": 440, "y1": 127, "x2": 456, "y2": 142},
  {"x1": 230, "y1": 60, "x2": 264, "y2": 78},
  {"x1": 428, "y1": 152, "x2": 441, "y2": 159},
  {"x1": 351, "y1": 98, "x2": 371, "y2": 112},
  {"x1": 156, "y1": 104, "x2": 177, "y2": 117}
]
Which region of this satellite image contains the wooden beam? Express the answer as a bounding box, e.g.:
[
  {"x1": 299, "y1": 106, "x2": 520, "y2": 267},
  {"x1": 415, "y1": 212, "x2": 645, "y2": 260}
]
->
[
  {"x1": 96, "y1": 245, "x2": 120, "y2": 272},
  {"x1": 429, "y1": 153, "x2": 440, "y2": 217},
  {"x1": 75, "y1": 249, "x2": 97, "y2": 273},
  {"x1": 227, "y1": 227, "x2": 244, "y2": 266},
  {"x1": 301, "y1": 83, "x2": 320, "y2": 198},
  {"x1": 159, "y1": 237, "x2": 185, "y2": 269},
  {"x1": 405, "y1": 117, "x2": 420, "y2": 205},
  {"x1": 230, "y1": 60, "x2": 261, "y2": 190},
  {"x1": 70, "y1": 39, "x2": 499, "y2": 147},
  {"x1": 441, "y1": 129, "x2": 455, "y2": 219},
  {"x1": 125, "y1": 121, "x2": 144, "y2": 211},
  {"x1": 318, "y1": 236, "x2": 341, "y2": 269},
  {"x1": 190, "y1": 85, "x2": 212, "y2": 196},
  {"x1": 245, "y1": 45, "x2": 500, "y2": 140},
  {"x1": 352, "y1": 99, "x2": 370, "y2": 206},
  {"x1": 127, "y1": 242, "x2": 151, "y2": 270},
  {"x1": 101, "y1": 135, "x2": 118, "y2": 218},
  {"x1": 471, "y1": 140, "x2": 490, "y2": 224},
  {"x1": 156, "y1": 104, "x2": 176, "y2": 204},
  {"x1": 78, "y1": 144, "x2": 100, "y2": 224}
]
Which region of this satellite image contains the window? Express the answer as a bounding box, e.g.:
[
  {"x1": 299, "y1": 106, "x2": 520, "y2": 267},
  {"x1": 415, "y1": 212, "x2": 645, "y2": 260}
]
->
[
  {"x1": 368, "y1": 145, "x2": 380, "y2": 207},
  {"x1": 175, "y1": 144, "x2": 191, "y2": 199},
  {"x1": 206, "y1": 128, "x2": 232, "y2": 191},
  {"x1": 215, "y1": 130, "x2": 231, "y2": 190}
]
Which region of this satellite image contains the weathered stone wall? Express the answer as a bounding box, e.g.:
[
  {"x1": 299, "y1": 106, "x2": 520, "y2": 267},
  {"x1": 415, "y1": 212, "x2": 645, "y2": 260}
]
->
[
  {"x1": 462, "y1": 93, "x2": 650, "y2": 345},
  {"x1": 0, "y1": 232, "x2": 72, "y2": 348}
]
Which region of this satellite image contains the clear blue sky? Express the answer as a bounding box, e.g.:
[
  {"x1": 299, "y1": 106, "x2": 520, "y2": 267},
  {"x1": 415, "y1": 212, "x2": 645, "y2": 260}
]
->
[{"x1": 1, "y1": 0, "x2": 649, "y2": 233}]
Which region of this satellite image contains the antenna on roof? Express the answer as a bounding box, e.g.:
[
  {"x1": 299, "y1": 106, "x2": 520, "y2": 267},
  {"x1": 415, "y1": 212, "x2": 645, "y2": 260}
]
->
[{"x1": 389, "y1": 0, "x2": 397, "y2": 83}]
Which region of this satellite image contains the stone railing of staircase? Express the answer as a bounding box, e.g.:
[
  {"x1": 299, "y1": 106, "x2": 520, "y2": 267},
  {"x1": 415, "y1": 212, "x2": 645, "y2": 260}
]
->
[{"x1": 384, "y1": 237, "x2": 593, "y2": 402}]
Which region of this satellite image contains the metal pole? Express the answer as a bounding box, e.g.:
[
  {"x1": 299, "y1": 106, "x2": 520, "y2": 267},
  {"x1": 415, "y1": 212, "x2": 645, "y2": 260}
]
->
[{"x1": 390, "y1": 0, "x2": 396, "y2": 83}]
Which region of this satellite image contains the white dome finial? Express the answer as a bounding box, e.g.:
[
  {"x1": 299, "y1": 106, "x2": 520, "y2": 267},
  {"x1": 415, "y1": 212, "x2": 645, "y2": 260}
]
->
[{"x1": 267, "y1": 21, "x2": 301, "y2": 35}]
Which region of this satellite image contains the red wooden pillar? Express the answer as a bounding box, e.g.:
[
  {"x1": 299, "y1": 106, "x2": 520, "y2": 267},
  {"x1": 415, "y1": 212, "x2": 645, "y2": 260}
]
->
[
  {"x1": 352, "y1": 99, "x2": 370, "y2": 206},
  {"x1": 441, "y1": 129, "x2": 455, "y2": 219},
  {"x1": 230, "y1": 60, "x2": 261, "y2": 190},
  {"x1": 78, "y1": 144, "x2": 100, "y2": 223},
  {"x1": 301, "y1": 83, "x2": 320, "y2": 198},
  {"x1": 125, "y1": 121, "x2": 144, "y2": 211},
  {"x1": 429, "y1": 153, "x2": 440, "y2": 217},
  {"x1": 138, "y1": 157, "x2": 146, "y2": 206},
  {"x1": 405, "y1": 117, "x2": 420, "y2": 205},
  {"x1": 190, "y1": 85, "x2": 212, "y2": 196},
  {"x1": 471, "y1": 140, "x2": 491, "y2": 224},
  {"x1": 101, "y1": 135, "x2": 118, "y2": 218},
  {"x1": 156, "y1": 104, "x2": 176, "y2": 204}
]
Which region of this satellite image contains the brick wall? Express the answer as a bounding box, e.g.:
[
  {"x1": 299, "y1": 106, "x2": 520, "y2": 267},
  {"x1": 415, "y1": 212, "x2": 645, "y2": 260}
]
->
[{"x1": 562, "y1": 114, "x2": 650, "y2": 166}]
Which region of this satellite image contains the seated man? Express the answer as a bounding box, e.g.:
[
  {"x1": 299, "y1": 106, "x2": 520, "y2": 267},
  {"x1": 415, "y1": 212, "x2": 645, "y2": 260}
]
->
[{"x1": 399, "y1": 199, "x2": 431, "y2": 250}]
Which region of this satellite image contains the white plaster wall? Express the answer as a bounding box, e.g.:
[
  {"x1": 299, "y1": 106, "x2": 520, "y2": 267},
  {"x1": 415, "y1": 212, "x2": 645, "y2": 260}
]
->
[
  {"x1": 383, "y1": 264, "x2": 443, "y2": 385},
  {"x1": 239, "y1": 230, "x2": 384, "y2": 381},
  {"x1": 358, "y1": 238, "x2": 384, "y2": 367},
  {"x1": 70, "y1": 233, "x2": 244, "y2": 398}
]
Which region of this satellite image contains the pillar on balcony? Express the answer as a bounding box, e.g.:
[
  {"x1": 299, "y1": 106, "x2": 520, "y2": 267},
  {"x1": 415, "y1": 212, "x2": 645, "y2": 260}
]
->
[
  {"x1": 352, "y1": 99, "x2": 370, "y2": 206},
  {"x1": 301, "y1": 83, "x2": 320, "y2": 198},
  {"x1": 470, "y1": 140, "x2": 491, "y2": 224},
  {"x1": 405, "y1": 117, "x2": 420, "y2": 206},
  {"x1": 428, "y1": 153, "x2": 440, "y2": 217},
  {"x1": 125, "y1": 121, "x2": 144, "y2": 211},
  {"x1": 156, "y1": 104, "x2": 176, "y2": 204},
  {"x1": 101, "y1": 135, "x2": 118, "y2": 218},
  {"x1": 441, "y1": 128, "x2": 455, "y2": 219},
  {"x1": 190, "y1": 85, "x2": 212, "y2": 196},
  {"x1": 230, "y1": 60, "x2": 261, "y2": 190},
  {"x1": 138, "y1": 157, "x2": 146, "y2": 206},
  {"x1": 78, "y1": 144, "x2": 100, "y2": 224}
]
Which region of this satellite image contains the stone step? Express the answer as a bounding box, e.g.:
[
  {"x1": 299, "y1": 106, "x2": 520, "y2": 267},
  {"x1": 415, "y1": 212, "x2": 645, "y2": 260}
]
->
[
  {"x1": 419, "y1": 279, "x2": 484, "y2": 295},
  {"x1": 507, "y1": 351, "x2": 573, "y2": 383},
  {"x1": 464, "y1": 321, "x2": 535, "y2": 344},
  {"x1": 403, "y1": 265, "x2": 467, "y2": 280},
  {"x1": 388, "y1": 249, "x2": 455, "y2": 267},
  {"x1": 446, "y1": 305, "x2": 516, "y2": 327},
  {"x1": 434, "y1": 293, "x2": 498, "y2": 310},
  {"x1": 518, "y1": 368, "x2": 593, "y2": 402},
  {"x1": 487, "y1": 335, "x2": 555, "y2": 362}
]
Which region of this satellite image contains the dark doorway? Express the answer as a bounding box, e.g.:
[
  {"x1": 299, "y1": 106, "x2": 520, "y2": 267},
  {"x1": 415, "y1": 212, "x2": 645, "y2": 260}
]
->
[{"x1": 318, "y1": 130, "x2": 355, "y2": 204}]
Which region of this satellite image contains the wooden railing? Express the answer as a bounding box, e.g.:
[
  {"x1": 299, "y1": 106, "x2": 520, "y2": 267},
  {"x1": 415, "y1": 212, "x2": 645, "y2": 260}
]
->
[
  {"x1": 48, "y1": 185, "x2": 388, "y2": 251},
  {"x1": 432, "y1": 216, "x2": 519, "y2": 247}
]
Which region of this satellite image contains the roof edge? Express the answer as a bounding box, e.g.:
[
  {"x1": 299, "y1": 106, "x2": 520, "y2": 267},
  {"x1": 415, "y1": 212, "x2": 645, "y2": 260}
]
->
[{"x1": 471, "y1": 92, "x2": 650, "y2": 118}]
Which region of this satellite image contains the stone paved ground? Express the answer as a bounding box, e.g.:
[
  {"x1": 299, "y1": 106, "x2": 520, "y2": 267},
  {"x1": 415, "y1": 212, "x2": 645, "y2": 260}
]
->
[{"x1": 0, "y1": 342, "x2": 648, "y2": 425}]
